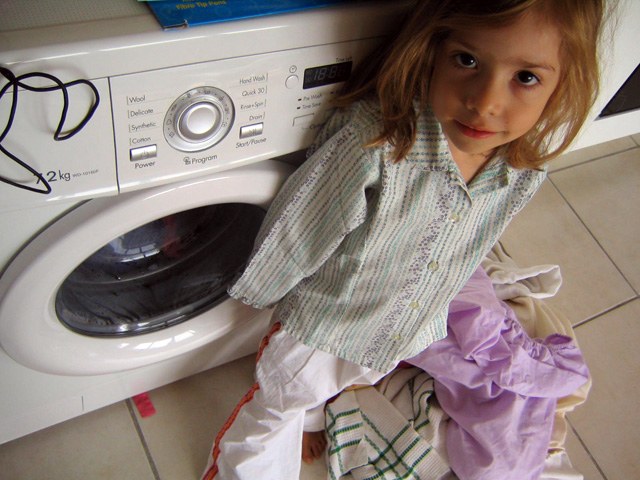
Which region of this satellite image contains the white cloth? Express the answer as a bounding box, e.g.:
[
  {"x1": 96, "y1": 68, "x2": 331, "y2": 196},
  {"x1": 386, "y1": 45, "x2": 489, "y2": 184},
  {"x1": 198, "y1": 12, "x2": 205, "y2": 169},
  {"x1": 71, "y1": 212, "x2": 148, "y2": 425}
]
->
[
  {"x1": 202, "y1": 327, "x2": 390, "y2": 480},
  {"x1": 540, "y1": 451, "x2": 584, "y2": 480}
]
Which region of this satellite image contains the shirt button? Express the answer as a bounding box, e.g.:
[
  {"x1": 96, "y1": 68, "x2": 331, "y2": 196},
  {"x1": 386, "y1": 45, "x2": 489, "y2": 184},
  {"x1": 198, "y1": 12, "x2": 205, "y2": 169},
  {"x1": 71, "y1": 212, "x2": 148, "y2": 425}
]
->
[
  {"x1": 450, "y1": 212, "x2": 461, "y2": 223},
  {"x1": 409, "y1": 301, "x2": 420, "y2": 310},
  {"x1": 392, "y1": 333, "x2": 402, "y2": 341},
  {"x1": 428, "y1": 260, "x2": 439, "y2": 272}
]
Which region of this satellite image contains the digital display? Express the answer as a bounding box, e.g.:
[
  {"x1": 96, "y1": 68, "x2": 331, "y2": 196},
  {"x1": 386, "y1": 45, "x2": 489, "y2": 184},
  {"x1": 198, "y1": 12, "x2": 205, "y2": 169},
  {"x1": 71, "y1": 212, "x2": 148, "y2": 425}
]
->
[{"x1": 303, "y1": 61, "x2": 353, "y2": 90}]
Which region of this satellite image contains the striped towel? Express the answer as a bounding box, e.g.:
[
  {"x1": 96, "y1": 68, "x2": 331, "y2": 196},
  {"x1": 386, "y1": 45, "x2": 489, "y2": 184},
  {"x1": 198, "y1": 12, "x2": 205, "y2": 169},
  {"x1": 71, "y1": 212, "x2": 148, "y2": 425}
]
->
[{"x1": 325, "y1": 368, "x2": 451, "y2": 480}]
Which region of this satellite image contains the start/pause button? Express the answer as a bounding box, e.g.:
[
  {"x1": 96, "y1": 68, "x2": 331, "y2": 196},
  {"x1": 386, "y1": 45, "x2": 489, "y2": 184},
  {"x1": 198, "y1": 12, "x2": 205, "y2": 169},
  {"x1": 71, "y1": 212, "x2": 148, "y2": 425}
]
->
[{"x1": 239, "y1": 123, "x2": 264, "y2": 138}]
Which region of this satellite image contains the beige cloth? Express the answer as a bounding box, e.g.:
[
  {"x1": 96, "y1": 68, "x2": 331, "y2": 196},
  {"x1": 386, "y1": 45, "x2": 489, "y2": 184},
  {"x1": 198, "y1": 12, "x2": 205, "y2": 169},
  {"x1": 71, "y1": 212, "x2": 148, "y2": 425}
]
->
[{"x1": 482, "y1": 243, "x2": 562, "y2": 300}]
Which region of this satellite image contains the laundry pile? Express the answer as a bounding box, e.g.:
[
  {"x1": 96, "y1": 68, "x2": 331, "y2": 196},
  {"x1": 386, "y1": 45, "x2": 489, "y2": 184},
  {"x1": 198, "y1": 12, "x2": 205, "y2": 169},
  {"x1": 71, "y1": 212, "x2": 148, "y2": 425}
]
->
[{"x1": 325, "y1": 244, "x2": 591, "y2": 480}]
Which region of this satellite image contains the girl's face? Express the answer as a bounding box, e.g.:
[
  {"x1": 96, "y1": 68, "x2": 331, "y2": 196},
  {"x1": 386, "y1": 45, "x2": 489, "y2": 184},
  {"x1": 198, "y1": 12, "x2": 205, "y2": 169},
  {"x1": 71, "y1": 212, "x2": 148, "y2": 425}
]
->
[{"x1": 429, "y1": 11, "x2": 561, "y2": 162}]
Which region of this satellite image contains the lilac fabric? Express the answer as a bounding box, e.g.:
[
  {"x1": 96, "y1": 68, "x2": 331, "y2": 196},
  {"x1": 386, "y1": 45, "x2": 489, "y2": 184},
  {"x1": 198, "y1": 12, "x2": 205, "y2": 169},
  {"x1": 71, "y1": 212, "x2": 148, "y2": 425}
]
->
[{"x1": 407, "y1": 268, "x2": 589, "y2": 480}]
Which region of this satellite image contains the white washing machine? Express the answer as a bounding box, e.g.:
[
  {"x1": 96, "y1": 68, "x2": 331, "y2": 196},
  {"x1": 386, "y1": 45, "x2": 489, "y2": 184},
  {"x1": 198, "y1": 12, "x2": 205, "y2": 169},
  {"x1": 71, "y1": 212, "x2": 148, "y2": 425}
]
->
[{"x1": 0, "y1": 0, "x2": 411, "y2": 444}]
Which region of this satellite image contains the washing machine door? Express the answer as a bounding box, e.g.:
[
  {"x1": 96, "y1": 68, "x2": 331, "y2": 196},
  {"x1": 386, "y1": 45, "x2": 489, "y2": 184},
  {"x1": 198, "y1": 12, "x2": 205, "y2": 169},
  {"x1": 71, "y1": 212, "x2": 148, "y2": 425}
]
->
[
  {"x1": 0, "y1": 160, "x2": 294, "y2": 375},
  {"x1": 55, "y1": 203, "x2": 264, "y2": 337}
]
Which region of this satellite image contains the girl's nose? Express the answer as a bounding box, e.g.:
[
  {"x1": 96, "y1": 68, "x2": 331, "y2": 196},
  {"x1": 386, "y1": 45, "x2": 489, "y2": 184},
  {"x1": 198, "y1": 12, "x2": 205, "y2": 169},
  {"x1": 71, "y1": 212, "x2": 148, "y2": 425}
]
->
[{"x1": 465, "y1": 75, "x2": 504, "y2": 117}]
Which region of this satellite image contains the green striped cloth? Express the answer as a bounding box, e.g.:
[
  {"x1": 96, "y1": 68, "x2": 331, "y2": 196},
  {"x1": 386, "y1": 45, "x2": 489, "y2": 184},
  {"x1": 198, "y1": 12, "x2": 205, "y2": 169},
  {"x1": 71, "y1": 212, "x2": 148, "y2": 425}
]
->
[{"x1": 325, "y1": 368, "x2": 451, "y2": 479}]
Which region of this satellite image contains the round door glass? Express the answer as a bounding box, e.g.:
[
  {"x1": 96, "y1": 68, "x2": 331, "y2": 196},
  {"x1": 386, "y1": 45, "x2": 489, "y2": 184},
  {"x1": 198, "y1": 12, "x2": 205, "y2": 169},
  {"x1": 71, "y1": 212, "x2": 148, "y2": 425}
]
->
[{"x1": 55, "y1": 204, "x2": 264, "y2": 336}]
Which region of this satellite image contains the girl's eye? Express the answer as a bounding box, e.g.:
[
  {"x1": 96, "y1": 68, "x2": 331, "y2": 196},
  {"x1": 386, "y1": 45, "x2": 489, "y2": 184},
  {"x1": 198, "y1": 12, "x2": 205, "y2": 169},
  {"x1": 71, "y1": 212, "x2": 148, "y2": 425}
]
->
[
  {"x1": 516, "y1": 70, "x2": 540, "y2": 86},
  {"x1": 454, "y1": 53, "x2": 478, "y2": 69}
]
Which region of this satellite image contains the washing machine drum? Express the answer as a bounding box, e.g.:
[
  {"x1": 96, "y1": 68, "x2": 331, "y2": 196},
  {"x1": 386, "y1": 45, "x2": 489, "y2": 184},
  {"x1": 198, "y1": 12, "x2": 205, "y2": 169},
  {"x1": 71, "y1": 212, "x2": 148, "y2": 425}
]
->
[{"x1": 55, "y1": 204, "x2": 264, "y2": 336}]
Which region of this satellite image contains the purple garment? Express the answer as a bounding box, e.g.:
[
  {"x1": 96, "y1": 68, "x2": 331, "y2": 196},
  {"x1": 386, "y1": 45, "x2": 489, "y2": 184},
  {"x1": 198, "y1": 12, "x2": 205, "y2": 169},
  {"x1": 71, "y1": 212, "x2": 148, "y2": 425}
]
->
[{"x1": 407, "y1": 268, "x2": 589, "y2": 480}]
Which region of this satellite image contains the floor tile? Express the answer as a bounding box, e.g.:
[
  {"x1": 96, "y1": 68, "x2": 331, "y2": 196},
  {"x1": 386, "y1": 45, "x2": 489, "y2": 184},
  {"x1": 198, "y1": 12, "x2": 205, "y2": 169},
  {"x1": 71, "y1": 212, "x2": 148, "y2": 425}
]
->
[
  {"x1": 134, "y1": 354, "x2": 326, "y2": 480},
  {"x1": 564, "y1": 426, "x2": 605, "y2": 480},
  {"x1": 0, "y1": 402, "x2": 155, "y2": 480},
  {"x1": 301, "y1": 456, "x2": 329, "y2": 479},
  {"x1": 569, "y1": 299, "x2": 640, "y2": 479},
  {"x1": 550, "y1": 148, "x2": 640, "y2": 292},
  {"x1": 133, "y1": 354, "x2": 256, "y2": 480},
  {"x1": 499, "y1": 181, "x2": 635, "y2": 324},
  {"x1": 552, "y1": 137, "x2": 637, "y2": 172}
]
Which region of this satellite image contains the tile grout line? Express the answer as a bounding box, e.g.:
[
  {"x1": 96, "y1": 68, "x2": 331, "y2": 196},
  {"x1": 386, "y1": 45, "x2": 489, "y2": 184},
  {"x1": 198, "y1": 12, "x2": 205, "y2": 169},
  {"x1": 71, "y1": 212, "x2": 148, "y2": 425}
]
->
[
  {"x1": 554, "y1": 142, "x2": 637, "y2": 477},
  {"x1": 573, "y1": 295, "x2": 639, "y2": 328},
  {"x1": 547, "y1": 174, "x2": 639, "y2": 297},
  {"x1": 125, "y1": 399, "x2": 162, "y2": 480},
  {"x1": 566, "y1": 418, "x2": 609, "y2": 480}
]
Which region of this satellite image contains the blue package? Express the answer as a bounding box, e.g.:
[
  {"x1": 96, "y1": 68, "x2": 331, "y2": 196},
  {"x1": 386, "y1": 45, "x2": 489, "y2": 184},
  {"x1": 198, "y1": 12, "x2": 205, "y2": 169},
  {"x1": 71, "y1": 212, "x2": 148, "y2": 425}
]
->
[{"x1": 143, "y1": 0, "x2": 360, "y2": 29}]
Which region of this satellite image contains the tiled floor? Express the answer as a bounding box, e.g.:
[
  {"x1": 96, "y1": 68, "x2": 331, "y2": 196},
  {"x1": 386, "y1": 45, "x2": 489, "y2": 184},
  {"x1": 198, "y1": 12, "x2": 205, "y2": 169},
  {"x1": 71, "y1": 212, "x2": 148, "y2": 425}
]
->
[{"x1": 1, "y1": 136, "x2": 638, "y2": 479}]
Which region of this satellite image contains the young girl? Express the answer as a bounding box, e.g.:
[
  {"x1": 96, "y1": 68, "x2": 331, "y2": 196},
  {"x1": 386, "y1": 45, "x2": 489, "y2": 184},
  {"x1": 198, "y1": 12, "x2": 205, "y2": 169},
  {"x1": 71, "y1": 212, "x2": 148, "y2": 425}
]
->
[{"x1": 202, "y1": 1, "x2": 604, "y2": 478}]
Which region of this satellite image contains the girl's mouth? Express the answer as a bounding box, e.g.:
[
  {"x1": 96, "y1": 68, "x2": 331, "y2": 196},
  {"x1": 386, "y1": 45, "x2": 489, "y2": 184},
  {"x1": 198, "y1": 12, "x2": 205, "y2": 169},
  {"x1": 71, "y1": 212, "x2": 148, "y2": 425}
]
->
[{"x1": 455, "y1": 121, "x2": 497, "y2": 139}]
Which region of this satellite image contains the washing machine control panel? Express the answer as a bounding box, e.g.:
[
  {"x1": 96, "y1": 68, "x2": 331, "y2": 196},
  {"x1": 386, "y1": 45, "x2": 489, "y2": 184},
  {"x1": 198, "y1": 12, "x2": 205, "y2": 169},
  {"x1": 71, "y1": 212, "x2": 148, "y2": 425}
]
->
[
  {"x1": 0, "y1": 38, "x2": 379, "y2": 210},
  {"x1": 109, "y1": 39, "x2": 378, "y2": 192}
]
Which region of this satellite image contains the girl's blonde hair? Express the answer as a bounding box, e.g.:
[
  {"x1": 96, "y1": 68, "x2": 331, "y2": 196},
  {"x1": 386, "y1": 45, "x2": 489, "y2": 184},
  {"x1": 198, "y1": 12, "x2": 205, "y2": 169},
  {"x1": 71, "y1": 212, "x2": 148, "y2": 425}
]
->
[{"x1": 339, "y1": 0, "x2": 605, "y2": 168}]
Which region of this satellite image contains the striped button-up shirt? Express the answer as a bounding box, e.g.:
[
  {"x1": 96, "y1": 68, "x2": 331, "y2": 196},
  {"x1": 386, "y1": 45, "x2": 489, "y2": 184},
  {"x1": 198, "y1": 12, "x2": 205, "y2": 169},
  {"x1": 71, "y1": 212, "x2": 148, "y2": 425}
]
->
[{"x1": 229, "y1": 98, "x2": 546, "y2": 371}]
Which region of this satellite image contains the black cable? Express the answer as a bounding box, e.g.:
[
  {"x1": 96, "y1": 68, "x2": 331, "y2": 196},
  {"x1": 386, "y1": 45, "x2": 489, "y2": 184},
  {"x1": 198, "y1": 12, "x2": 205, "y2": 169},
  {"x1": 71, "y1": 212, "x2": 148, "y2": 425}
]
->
[{"x1": 0, "y1": 66, "x2": 100, "y2": 194}]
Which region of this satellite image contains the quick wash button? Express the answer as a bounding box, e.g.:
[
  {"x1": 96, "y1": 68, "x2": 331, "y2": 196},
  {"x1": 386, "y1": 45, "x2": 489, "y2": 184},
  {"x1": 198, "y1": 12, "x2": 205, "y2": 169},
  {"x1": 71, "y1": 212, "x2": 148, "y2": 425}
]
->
[{"x1": 130, "y1": 145, "x2": 157, "y2": 162}]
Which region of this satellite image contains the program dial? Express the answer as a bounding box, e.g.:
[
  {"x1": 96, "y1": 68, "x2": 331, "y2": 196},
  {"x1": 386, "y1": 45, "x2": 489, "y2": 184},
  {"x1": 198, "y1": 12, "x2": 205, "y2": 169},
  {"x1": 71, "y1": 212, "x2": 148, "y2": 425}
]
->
[{"x1": 164, "y1": 86, "x2": 234, "y2": 152}]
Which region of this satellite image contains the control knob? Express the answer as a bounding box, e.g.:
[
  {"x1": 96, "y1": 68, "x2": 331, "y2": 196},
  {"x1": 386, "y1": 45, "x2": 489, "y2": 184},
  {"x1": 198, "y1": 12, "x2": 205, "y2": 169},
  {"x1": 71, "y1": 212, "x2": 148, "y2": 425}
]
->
[{"x1": 164, "y1": 86, "x2": 234, "y2": 152}]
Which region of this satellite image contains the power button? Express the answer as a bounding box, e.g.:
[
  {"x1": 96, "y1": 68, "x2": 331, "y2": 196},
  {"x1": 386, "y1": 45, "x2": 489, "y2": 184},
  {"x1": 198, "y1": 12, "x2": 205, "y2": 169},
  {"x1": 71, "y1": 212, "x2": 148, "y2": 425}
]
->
[{"x1": 130, "y1": 145, "x2": 157, "y2": 162}]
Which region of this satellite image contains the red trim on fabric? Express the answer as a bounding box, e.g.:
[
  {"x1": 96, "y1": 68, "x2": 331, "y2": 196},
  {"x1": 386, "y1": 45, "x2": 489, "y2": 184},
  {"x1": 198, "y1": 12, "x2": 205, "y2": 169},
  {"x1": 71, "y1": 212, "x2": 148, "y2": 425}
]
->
[
  {"x1": 256, "y1": 322, "x2": 281, "y2": 362},
  {"x1": 202, "y1": 322, "x2": 282, "y2": 479},
  {"x1": 203, "y1": 382, "x2": 260, "y2": 479}
]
